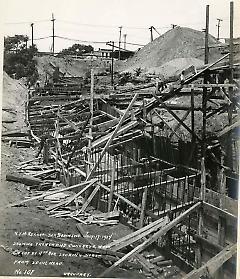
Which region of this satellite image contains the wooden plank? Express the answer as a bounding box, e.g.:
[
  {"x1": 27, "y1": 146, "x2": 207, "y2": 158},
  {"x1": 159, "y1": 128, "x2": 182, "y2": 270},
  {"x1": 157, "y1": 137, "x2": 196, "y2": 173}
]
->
[
  {"x1": 134, "y1": 254, "x2": 159, "y2": 276},
  {"x1": 217, "y1": 119, "x2": 240, "y2": 137},
  {"x1": 150, "y1": 255, "x2": 165, "y2": 264},
  {"x1": 193, "y1": 234, "x2": 224, "y2": 253},
  {"x1": 91, "y1": 120, "x2": 139, "y2": 149},
  {"x1": 98, "y1": 202, "x2": 201, "y2": 277},
  {"x1": 182, "y1": 243, "x2": 237, "y2": 279},
  {"x1": 107, "y1": 201, "x2": 197, "y2": 249},
  {"x1": 47, "y1": 179, "x2": 97, "y2": 211},
  {"x1": 170, "y1": 108, "x2": 191, "y2": 138},
  {"x1": 57, "y1": 112, "x2": 79, "y2": 131},
  {"x1": 80, "y1": 184, "x2": 100, "y2": 212},
  {"x1": 87, "y1": 93, "x2": 139, "y2": 180},
  {"x1": 184, "y1": 53, "x2": 230, "y2": 84},
  {"x1": 203, "y1": 201, "x2": 237, "y2": 223},
  {"x1": 169, "y1": 83, "x2": 237, "y2": 88},
  {"x1": 97, "y1": 182, "x2": 141, "y2": 212},
  {"x1": 8, "y1": 179, "x2": 97, "y2": 207},
  {"x1": 111, "y1": 216, "x2": 168, "y2": 252},
  {"x1": 6, "y1": 174, "x2": 42, "y2": 186},
  {"x1": 152, "y1": 92, "x2": 201, "y2": 141}
]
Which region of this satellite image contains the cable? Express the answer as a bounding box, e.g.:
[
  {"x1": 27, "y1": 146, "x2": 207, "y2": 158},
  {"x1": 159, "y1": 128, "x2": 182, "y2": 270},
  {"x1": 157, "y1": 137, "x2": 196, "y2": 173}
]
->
[
  {"x1": 125, "y1": 42, "x2": 145, "y2": 47},
  {"x1": 56, "y1": 35, "x2": 107, "y2": 44},
  {"x1": 33, "y1": 36, "x2": 52, "y2": 40},
  {"x1": 57, "y1": 19, "x2": 148, "y2": 30},
  {"x1": 57, "y1": 20, "x2": 118, "y2": 29},
  {"x1": 4, "y1": 19, "x2": 50, "y2": 25}
]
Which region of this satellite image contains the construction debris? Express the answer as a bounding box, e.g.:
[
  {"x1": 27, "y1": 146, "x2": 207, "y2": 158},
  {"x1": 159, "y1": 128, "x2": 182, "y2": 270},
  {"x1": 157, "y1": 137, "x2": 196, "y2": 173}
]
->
[{"x1": 2, "y1": 15, "x2": 239, "y2": 279}]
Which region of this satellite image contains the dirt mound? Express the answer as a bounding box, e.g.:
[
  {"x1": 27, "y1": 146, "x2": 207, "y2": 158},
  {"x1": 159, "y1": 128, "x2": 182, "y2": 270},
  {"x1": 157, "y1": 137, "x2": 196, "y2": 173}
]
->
[
  {"x1": 147, "y1": 57, "x2": 204, "y2": 77},
  {"x1": 2, "y1": 72, "x2": 28, "y2": 132},
  {"x1": 120, "y1": 26, "x2": 222, "y2": 76},
  {"x1": 35, "y1": 56, "x2": 110, "y2": 85}
]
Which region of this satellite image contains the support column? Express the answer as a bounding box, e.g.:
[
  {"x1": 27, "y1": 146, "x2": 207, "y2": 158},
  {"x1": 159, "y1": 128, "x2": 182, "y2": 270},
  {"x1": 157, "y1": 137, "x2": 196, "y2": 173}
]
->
[
  {"x1": 139, "y1": 187, "x2": 148, "y2": 228},
  {"x1": 196, "y1": 157, "x2": 206, "y2": 267},
  {"x1": 108, "y1": 156, "x2": 116, "y2": 213},
  {"x1": 215, "y1": 155, "x2": 226, "y2": 279}
]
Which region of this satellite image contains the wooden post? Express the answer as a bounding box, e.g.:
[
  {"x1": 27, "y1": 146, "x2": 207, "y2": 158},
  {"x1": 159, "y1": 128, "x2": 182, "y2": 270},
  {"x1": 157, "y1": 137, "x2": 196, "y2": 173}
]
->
[
  {"x1": 204, "y1": 5, "x2": 209, "y2": 65},
  {"x1": 108, "y1": 156, "x2": 116, "y2": 213},
  {"x1": 54, "y1": 115, "x2": 59, "y2": 169},
  {"x1": 111, "y1": 42, "x2": 114, "y2": 86},
  {"x1": 191, "y1": 86, "x2": 195, "y2": 144},
  {"x1": 139, "y1": 188, "x2": 148, "y2": 228},
  {"x1": 143, "y1": 98, "x2": 147, "y2": 121},
  {"x1": 228, "y1": 1, "x2": 234, "y2": 170},
  {"x1": 87, "y1": 69, "x2": 94, "y2": 176},
  {"x1": 31, "y1": 23, "x2": 34, "y2": 47},
  {"x1": 229, "y1": 1, "x2": 234, "y2": 90},
  {"x1": 149, "y1": 26, "x2": 153, "y2": 42},
  {"x1": 196, "y1": 157, "x2": 206, "y2": 267},
  {"x1": 43, "y1": 139, "x2": 50, "y2": 164},
  {"x1": 215, "y1": 155, "x2": 226, "y2": 279},
  {"x1": 137, "y1": 149, "x2": 141, "y2": 175},
  {"x1": 51, "y1": 13, "x2": 55, "y2": 55},
  {"x1": 198, "y1": 10, "x2": 209, "y2": 267},
  {"x1": 150, "y1": 111, "x2": 156, "y2": 156},
  {"x1": 218, "y1": 156, "x2": 226, "y2": 244},
  {"x1": 202, "y1": 4, "x2": 209, "y2": 159},
  {"x1": 118, "y1": 26, "x2": 122, "y2": 60}
]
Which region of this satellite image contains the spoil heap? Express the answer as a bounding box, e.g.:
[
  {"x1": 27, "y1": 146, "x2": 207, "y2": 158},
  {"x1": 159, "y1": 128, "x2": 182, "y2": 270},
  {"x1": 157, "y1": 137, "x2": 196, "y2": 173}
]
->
[{"x1": 120, "y1": 26, "x2": 222, "y2": 76}]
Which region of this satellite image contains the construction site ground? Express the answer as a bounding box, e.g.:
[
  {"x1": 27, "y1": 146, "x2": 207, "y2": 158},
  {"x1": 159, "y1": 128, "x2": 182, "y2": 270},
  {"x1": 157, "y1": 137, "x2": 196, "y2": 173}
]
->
[{"x1": 0, "y1": 74, "x2": 147, "y2": 278}]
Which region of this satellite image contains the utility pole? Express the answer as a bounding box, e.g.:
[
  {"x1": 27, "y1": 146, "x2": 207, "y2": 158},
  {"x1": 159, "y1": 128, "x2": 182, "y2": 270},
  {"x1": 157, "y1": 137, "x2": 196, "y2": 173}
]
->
[
  {"x1": 171, "y1": 24, "x2": 177, "y2": 29},
  {"x1": 228, "y1": 1, "x2": 234, "y2": 168},
  {"x1": 123, "y1": 34, "x2": 127, "y2": 50},
  {"x1": 31, "y1": 23, "x2": 34, "y2": 47},
  {"x1": 25, "y1": 38, "x2": 28, "y2": 49},
  {"x1": 196, "y1": 6, "x2": 209, "y2": 269},
  {"x1": 202, "y1": 4, "x2": 209, "y2": 157},
  {"x1": 204, "y1": 6, "x2": 209, "y2": 65},
  {"x1": 51, "y1": 13, "x2": 55, "y2": 55},
  {"x1": 229, "y1": 2, "x2": 234, "y2": 86},
  {"x1": 118, "y1": 26, "x2": 122, "y2": 60},
  {"x1": 216, "y1": 18, "x2": 223, "y2": 40},
  {"x1": 149, "y1": 26, "x2": 153, "y2": 42},
  {"x1": 111, "y1": 41, "x2": 114, "y2": 86}
]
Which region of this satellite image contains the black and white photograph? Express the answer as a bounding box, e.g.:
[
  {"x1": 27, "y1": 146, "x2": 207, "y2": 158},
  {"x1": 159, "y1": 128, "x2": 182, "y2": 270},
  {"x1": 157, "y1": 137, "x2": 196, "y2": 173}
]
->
[{"x1": 0, "y1": 0, "x2": 239, "y2": 278}]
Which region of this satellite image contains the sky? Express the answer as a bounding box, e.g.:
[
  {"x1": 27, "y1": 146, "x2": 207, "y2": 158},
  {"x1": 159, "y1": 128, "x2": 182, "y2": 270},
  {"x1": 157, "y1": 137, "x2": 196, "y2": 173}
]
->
[{"x1": 1, "y1": 0, "x2": 240, "y2": 53}]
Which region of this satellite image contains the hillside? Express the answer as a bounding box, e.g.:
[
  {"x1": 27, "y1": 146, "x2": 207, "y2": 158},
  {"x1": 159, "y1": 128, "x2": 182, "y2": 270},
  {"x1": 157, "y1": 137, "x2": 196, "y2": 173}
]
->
[
  {"x1": 35, "y1": 56, "x2": 110, "y2": 85},
  {"x1": 1, "y1": 72, "x2": 28, "y2": 132}
]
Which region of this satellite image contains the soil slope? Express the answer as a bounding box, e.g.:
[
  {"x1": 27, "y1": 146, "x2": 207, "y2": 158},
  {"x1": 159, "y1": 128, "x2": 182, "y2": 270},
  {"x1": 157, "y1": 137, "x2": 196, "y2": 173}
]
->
[{"x1": 120, "y1": 26, "x2": 222, "y2": 76}]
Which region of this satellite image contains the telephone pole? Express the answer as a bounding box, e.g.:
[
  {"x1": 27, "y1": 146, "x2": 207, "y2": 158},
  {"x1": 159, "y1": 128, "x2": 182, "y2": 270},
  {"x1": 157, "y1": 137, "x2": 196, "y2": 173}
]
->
[
  {"x1": 31, "y1": 23, "x2": 34, "y2": 47},
  {"x1": 51, "y1": 13, "x2": 55, "y2": 55},
  {"x1": 123, "y1": 34, "x2": 127, "y2": 50},
  {"x1": 149, "y1": 26, "x2": 153, "y2": 42},
  {"x1": 118, "y1": 26, "x2": 122, "y2": 60},
  {"x1": 111, "y1": 41, "x2": 114, "y2": 86},
  {"x1": 216, "y1": 18, "x2": 223, "y2": 40}
]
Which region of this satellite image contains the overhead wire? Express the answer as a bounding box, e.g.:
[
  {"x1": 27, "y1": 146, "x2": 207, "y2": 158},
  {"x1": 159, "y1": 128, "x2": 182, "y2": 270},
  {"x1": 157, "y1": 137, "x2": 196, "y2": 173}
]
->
[
  {"x1": 4, "y1": 19, "x2": 50, "y2": 25},
  {"x1": 55, "y1": 35, "x2": 107, "y2": 44},
  {"x1": 33, "y1": 36, "x2": 52, "y2": 40}
]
